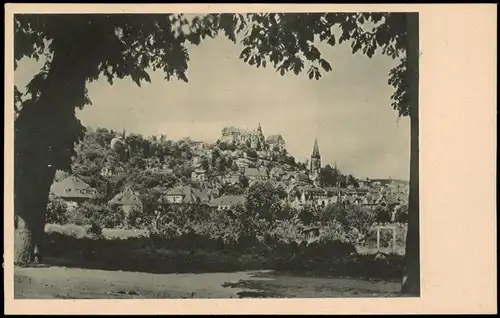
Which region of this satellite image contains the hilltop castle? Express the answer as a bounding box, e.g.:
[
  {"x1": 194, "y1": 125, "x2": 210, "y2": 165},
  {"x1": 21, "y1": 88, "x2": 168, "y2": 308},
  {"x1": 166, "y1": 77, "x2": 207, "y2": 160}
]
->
[{"x1": 220, "y1": 124, "x2": 286, "y2": 151}]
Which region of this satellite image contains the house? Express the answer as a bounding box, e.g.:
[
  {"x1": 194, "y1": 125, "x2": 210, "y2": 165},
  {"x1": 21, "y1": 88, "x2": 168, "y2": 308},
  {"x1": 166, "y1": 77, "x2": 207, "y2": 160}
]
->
[
  {"x1": 244, "y1": 167, "x2": 268, "y2": 181},
  {"x1": 235, "y1": 157, "x2": 253, "y2": 169},
  {"x1": 209, "y1": 195, "x2": 246, "y2": 211},
  {"x1": 100, "y1": 166, "x2": 113, "y2": 177},
  {"x1": 192, "y1": 155, "x2": 202, "y2": 166},
  {"x1": 108, "y1": 185, "x2": 142, "y2": 216},
  {"x1": 296, "y1": 172, "x2": 311, "y2": 184},
  {"x1": 190, "y1": 141, "x2": 205, "y2": 153},
  {"x1": 165, "y1": 186, "x2": 212, "y2": 205},
  {"x1": 376, "y1": 193, "x2": 400, "y2": 208},
  {"x1": 269, "y1": 167, "x2": 285, "y2": 180},
  {"x1": 354, "y1": 188, "x2": 370, "y2": 196},
  {"x1": 257, "y1": 150, "x2": 272, "y2": 160},
  {"x1": 223, "y1": 173, "x2": 241, "y2": 185},
  {"x1": 358, "y1": 178, "x2": 370, "y2": 188},
  {"x1": 283, "y1": 173, "x2": 297, "y2": 184},
  {"x1": 100, "y1": 165, "x2": 126, "y2": 178},
  {"x1": 289, "y1": 186, "x2": 328, "y2": 206},
  {"x1": 160, "y1": 164, "x2": 175, "y2": 175},
  {"x1": 361, "y1": 193, "x2": 377, "y2": 209},
  {"x1": 266, "y1": 134, "x2": 286, "y2": 152},
  {"x1": 191, "y1": 168, "x2": 207, "y2": 181},
  {"x1": 50, "y1": 175, "x2": 98, "y2": 207}
]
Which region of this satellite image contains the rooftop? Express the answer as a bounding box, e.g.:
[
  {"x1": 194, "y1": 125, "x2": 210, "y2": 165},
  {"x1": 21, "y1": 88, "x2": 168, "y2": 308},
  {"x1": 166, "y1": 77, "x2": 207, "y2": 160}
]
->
[
  {"x1": 50, "y1": 175, "x2": 97, "y2": 199},
  {"x1": 166, "y1": 186, "x2": 211, "y2": 204},
  {"x1": 244, "y1": 167, "x2": 268, "y2": 178},
  {"x1": 210, "y1": 195, "x2": 246, "y2": 207},
  {"x1": 109, "y1": 186, "x2": 141, "y2": 206}
]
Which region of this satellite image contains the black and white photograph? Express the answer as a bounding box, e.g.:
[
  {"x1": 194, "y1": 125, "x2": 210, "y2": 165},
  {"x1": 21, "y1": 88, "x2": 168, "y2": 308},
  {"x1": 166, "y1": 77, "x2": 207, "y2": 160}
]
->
[{"x1": 11, "y1": 9, "x2": 422, "y2": 300}]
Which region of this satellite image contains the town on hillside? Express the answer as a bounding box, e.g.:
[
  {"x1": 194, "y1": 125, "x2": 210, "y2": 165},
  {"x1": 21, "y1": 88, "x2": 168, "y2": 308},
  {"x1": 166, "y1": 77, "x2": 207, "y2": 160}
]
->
[{"x1": 50, "y1": 123, "x2": 410, "y2": 226}]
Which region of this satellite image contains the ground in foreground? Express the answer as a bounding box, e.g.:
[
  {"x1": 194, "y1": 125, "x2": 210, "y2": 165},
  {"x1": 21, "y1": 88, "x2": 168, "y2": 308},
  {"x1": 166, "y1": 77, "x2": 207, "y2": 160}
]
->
[{"x1": 14, "y1": 265, "x2": 402, "y2": 299}]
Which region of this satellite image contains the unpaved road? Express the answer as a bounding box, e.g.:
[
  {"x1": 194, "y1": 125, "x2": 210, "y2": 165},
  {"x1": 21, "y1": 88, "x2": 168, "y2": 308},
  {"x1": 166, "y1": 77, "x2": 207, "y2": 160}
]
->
[{"x1": 14, "y1": 265, "x2": 401, "y2": 299}]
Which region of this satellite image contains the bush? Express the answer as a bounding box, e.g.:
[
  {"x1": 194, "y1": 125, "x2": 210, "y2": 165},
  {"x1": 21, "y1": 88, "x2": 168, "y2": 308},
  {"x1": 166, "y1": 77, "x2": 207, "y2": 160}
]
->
[
  {"x1": 321, "y1": 203, "x2": 347, "y2": 225},
  {"x1": 374, "y1": 206, "x2": 392, "y2": 223},
  {"x1": 268, "y1": 219, "x2": 303, "y2": 244},
  {"x1": 46, "y1": 195, "x2": 69, "y2": 224},
  {"x1": 344, "y1": 205, "x2": 377, "y2": 235},
  {"x1": 68, "y1": 201, "x2": 112, "y2": 233},
  {"x1": 65, "y1": 204, "x2": 88, "y2": 226},
  {"x1": 126, "y1": 204, "x2": 145, "y2": 229},
  {"x1": 100, "y1": 204, "x2": 126, "y2": 228},
  {"x1": 394, "y1": 205, "x2": 408, "y2": 223}
]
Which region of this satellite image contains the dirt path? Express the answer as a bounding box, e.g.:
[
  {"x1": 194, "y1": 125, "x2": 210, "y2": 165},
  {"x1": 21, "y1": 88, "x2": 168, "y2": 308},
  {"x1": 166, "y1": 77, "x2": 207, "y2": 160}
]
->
[
  {"x1": 15, "y1": 266, "x2": 263, "y2": 299},
  {"x1": 14, "y1": 266, "x2": 401, "y2": 299}
]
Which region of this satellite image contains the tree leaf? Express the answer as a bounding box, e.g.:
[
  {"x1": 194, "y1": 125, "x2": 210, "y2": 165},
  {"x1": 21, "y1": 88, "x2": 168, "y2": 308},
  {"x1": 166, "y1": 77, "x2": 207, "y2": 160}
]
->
[
  {"x1": 239, "y1": 46, "x2": 251, "y2": 59},
  {"x1": 314, "y1": 69, "x2": 321, "y2": 80},
  {"x1": 319, "y1": 59, "x2": 332, "y2": 72},
  {"x1": 327, "y1": 34, "x2": 336, "y2": 46},
  {"x1": 367, "y1": 46, "x2": 375, "y2": 58},
  {"x1": 177, "y1": 72, "x2": 188, "y2": 83},
  {"x1": 279, "y1": 66, "x2": 285, "y2": 76}
]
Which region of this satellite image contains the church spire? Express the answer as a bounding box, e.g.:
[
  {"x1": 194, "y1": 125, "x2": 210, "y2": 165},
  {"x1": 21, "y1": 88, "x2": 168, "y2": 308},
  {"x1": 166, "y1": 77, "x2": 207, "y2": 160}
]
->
[
  {"x1": 312, "y1": 138, "x2": 320, "y2": 158},
  {"x1": 310, "y1": 138, "x2": 321, "y2": 177}
]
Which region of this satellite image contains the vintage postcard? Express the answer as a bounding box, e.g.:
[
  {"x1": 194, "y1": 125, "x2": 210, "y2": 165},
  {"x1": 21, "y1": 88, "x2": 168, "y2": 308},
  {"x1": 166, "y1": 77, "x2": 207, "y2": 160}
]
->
[{"x1": 4, "y1": 3, "x2": 497, "y2": 315}]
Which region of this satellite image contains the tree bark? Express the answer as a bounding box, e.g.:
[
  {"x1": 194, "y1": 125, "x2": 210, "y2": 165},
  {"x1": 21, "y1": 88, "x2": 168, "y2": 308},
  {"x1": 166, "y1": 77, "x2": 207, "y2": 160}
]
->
[
  {"x1": 401, "y1": 13, "x2": 420, "y2": 296},
  {"x1": 14, "y1": 156, "x2": 55, "y2": 264},
  {"x1": 14, "y1": 98, "x2": 60, "y2": 264},
  {"x1": 14, "y1": 37, "x2": 89, "y2": 264}
]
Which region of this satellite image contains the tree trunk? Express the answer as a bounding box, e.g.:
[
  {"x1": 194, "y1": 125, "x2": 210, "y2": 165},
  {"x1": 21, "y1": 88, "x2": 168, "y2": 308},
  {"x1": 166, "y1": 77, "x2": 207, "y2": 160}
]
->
[
  {"x1": 14, "y1": 37, "x2": 89, "y2": 264},
  {"x1": 401, "y1": 13, "x2": 420, "y2": 296},
  {"x1": 14, "y1": 117, "x2": 57, "y2": 264}
]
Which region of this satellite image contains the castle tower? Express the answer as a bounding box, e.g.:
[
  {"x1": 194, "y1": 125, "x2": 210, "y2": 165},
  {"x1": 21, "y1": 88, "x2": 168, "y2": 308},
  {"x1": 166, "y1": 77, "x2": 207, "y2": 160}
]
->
[
  {"x1": 256, "y1": 123, "x2": 265, "y2": 150},
  {"x1": 257, "y1": 123, "x2": 263, "y2": 135},
  {"x1": 310, "y1": 138, "x2": 321, "y2": 177}
]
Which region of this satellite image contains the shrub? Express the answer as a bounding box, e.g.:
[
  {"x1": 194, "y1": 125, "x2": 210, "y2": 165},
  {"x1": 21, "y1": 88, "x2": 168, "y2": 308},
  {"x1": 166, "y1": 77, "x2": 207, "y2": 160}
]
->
[
  {"x1": 100, "y1": 204, "x2": 126, "y2": 228},
  {"x1": 46, "y1": 195, "x2": 69, "y2": 224},
  {"x1": 126, "y1": 204, "x2": 145, "y2": 229},
  {"x1": 321, "y1": 203, "x2": 347, "y2": 225},
  {"x1": 268, "y1": 219, "x2": 303, "y2": 244},
  {"x1": 65, "y1": 204, "x2": 89, "y2": 226},
  {"x1": 68, "y1": 201, "x2": 111, "y2": 233},
  {"x1": 88, "y1": 220, "x2": 103, "y2": 237},
  {"x1": 394, "y1": 204, "x2": 409, "y2": 223},
  {"x1": 320, "y1": 221, "x2": 354, "y2": 244},
  {"x1": 344, "y1": 205, "x2": 377, "y2": 235},
  {"x1": 374, "y1": 206, "x2": 392, "y2": 223}
]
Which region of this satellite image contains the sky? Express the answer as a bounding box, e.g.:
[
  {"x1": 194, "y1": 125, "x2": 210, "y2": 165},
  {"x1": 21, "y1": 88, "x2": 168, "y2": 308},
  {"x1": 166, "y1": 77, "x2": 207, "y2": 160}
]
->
[{"x1": 14, "y1": 29, "x2": 410, "y2": 181}]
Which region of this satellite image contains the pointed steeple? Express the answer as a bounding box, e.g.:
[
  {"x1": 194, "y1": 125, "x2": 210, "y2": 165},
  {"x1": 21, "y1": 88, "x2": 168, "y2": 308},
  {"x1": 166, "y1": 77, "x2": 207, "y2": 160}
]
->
[{"x1": 312, "y1": 138, "x2": 320, "y2": 158}]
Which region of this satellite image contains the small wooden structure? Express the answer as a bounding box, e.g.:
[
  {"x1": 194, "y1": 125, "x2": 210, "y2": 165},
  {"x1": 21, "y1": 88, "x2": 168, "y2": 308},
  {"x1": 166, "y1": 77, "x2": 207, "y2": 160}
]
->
[{"x1": 375, "y1": 225, "x2": 397, "y2": 253}]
